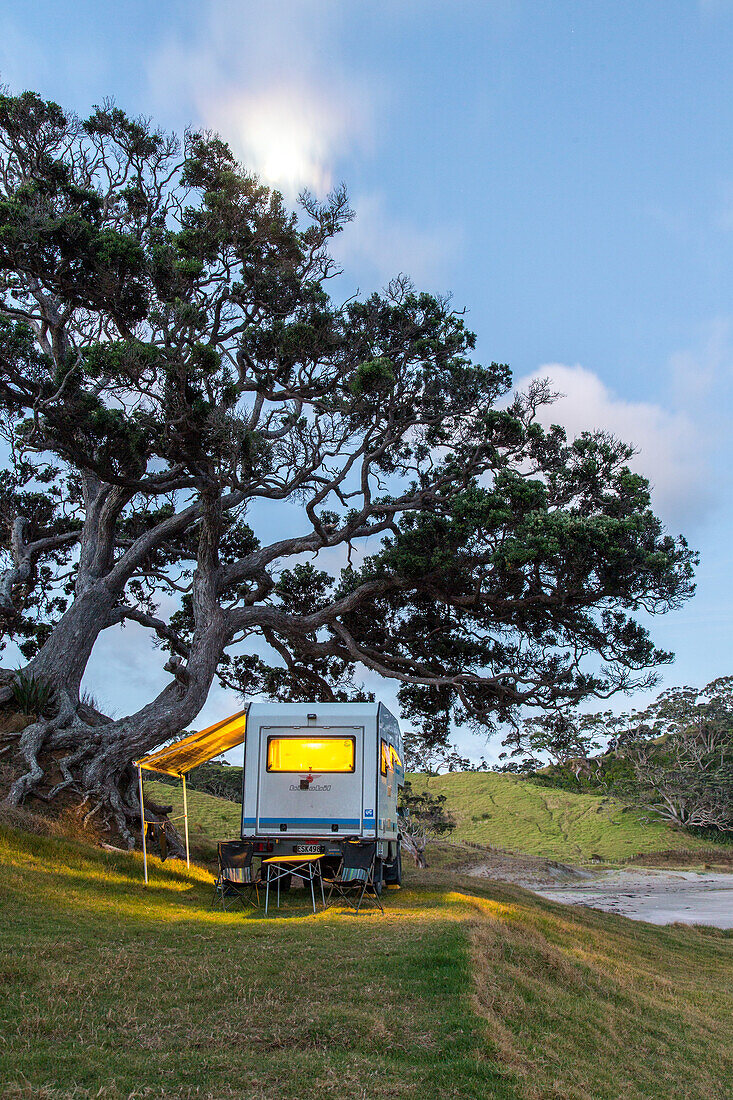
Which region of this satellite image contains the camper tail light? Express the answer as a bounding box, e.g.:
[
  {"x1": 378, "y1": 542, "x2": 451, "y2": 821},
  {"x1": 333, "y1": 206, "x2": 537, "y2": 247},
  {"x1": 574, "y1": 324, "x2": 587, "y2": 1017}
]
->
[
  {"x1": 253, "y1": 841, "x2": 275, "y2": 853},
  {"x1": 266, "y1": 736, "x2": 356, "y2": 773}
]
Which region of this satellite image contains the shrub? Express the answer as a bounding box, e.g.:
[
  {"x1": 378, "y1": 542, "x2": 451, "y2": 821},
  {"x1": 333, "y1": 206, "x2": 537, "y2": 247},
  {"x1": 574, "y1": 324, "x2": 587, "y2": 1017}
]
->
[{"x1": 10, "y1": 670, "x2": 54, "y2": 717}]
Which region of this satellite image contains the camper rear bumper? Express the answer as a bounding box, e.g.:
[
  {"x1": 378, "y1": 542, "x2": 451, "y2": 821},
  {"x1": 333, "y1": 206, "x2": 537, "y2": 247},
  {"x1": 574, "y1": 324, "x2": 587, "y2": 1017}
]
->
[{"x1": 242, "y1": 835, "x2": 397, "y2": 862}]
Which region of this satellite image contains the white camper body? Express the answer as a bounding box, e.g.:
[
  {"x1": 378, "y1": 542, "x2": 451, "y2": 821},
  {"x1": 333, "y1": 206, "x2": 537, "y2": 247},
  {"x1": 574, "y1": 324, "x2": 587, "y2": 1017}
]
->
[{"x1": 240, "y1": 702, "x2": 404, "y2": 881}]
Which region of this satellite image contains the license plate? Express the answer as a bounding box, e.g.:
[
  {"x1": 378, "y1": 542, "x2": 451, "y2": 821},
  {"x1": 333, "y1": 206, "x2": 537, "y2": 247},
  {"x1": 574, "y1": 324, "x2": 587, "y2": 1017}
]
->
[{"x1": 295, "y1": 844, "x2": 323, "y2": 855}]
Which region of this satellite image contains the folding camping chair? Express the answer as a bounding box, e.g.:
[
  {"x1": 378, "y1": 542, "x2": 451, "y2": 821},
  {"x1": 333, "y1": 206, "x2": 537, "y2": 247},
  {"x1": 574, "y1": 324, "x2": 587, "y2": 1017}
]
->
[
  {"x1": 326, "y1": 841, "x2": 384, "y2": 914},
  {"x1": 211, "y1": 841, "x2": 261, "y2": 910}
]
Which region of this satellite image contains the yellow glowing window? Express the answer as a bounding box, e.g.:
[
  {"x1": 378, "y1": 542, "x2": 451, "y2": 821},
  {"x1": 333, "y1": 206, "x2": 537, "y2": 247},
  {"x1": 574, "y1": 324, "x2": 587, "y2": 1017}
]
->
[{"x1": 266, "y1": 736, "x2": 356, "y2": 773}]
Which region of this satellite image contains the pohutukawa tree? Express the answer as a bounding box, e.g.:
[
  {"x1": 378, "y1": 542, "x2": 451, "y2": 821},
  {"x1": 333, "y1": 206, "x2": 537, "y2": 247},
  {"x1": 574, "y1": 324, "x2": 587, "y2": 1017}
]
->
[
  {"x1": 0, "y1": 89, "x2": 696, "y2": 842},
  {"x1": 498, "y1": 709, "x2": 608, "y2": 776},
  {"x1": 611, "y1": 679, "x2": 733, "y2": 831}
]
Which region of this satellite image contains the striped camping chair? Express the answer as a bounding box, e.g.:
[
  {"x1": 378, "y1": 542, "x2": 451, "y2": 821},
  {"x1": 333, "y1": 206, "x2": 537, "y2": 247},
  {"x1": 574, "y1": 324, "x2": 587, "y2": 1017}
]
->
[
  {"x1": 326, "y1": 841, "x2": 383, "y2": 914},
  {"x1": 212, "y1": 841, "x2": 260, "y2": 910}
]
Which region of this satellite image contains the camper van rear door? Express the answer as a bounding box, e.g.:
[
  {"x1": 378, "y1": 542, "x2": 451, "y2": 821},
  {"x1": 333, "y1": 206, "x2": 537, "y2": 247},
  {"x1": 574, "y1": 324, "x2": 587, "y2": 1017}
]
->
[{"x1": 257, "y1": 726, "x2": 363, "y2": 836}]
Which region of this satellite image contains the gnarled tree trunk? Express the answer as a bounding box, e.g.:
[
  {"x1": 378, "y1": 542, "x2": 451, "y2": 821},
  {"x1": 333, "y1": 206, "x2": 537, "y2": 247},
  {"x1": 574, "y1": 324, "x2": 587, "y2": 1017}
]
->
[
  {"x1": 25, "y1": 583, "x2": 118, "y2": 699},
  {"x1": 3, "y1": 560, "x2": 228, "y2": 846}
]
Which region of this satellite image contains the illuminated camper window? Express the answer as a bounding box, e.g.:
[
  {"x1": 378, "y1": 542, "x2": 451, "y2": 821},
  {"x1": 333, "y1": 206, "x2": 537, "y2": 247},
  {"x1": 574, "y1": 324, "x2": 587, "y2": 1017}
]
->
[{"x1": 266, "y1": 736, "x2": 356, "y2": 773}]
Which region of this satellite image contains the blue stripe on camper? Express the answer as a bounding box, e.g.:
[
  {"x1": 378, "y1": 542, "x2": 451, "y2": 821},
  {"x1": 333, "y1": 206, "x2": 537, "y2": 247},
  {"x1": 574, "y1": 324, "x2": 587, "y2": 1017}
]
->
[
  {"x1": 256, "y1": 816, "x2": 361, "y2": 828},
  {"x1": 242, "y1": 816, "x2": 377, "y2": 829}
]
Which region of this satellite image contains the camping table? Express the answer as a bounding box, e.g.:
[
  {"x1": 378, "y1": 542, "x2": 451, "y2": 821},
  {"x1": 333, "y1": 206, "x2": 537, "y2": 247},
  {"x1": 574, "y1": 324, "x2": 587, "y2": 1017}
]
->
[{"x1": 262, "y1": 854, "x2": 326, "y2": 915}]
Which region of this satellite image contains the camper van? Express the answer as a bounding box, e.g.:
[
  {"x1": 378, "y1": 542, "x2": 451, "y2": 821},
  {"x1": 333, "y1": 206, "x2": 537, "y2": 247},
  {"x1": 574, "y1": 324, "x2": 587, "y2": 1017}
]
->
[{"x1": 240, "y1": 702, "x2": 404, "y2": 887}]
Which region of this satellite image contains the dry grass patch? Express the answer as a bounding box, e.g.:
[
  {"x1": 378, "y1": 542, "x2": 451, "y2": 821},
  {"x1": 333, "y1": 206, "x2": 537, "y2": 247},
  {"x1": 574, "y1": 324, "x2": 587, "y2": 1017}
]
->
[{"x1": 465, "y1": 876, "x2": 733, "y2": 1100}]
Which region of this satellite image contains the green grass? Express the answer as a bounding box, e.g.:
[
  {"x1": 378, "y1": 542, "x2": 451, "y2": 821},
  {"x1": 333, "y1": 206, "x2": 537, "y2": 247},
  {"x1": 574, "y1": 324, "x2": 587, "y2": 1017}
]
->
[
  {"x1": 147, "y1": 772, "x2": 733, "y2": 866},
  {"x1": 145, "y1": 779, "x2": 241, "y2": 850},
  {"x1": 1, "y1": 823, "x2": 732, "y2": 1100},
  {"x1": 413, "y1": 771, "x2": 732, "y2": 863}
]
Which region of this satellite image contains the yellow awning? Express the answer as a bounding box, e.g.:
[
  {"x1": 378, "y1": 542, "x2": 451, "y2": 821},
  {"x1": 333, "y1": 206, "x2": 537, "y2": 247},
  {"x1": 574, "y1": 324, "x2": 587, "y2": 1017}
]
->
[{"x1": 136, "y1": 709, "x2": 247, "y2": 776}]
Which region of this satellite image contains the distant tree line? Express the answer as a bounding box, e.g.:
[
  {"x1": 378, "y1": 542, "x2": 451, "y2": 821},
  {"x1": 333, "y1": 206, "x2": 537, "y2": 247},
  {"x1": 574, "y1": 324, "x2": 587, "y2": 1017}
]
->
[
  {"x1": 501, "y1": 677, "x2": 733, "y2": 836},
  {"x1": 154, "y1": 760, "x2": 243, "y2": 803}
]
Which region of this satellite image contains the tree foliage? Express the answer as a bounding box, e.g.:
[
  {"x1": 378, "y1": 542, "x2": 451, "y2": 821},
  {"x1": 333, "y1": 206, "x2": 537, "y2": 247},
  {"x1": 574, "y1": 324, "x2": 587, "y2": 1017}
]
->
[
  {"x1": 506, "y1": 679, "x2": 733, "y2": 833},
  {"x1": 612, "y1": 679, "x2": 733, "y2": 832},
  {"x1": 0, "y1": 88, "x2": 696, "y2": 839},
  {"x1": 499, "y1": 710, "x2": 607, "y2": 778},
  {"x1": 398, "y1": 780, "x2": 456, "y2": 867}
]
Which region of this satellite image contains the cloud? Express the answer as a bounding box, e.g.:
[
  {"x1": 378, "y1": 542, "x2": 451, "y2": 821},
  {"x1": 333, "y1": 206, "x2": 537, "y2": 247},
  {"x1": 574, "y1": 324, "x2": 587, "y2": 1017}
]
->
[
  {"x1": 669, "y1": 317, "x2": 733, "y2": 406},
  {"x1": 515, "y1": 363, "x2": 710, "y2": 529},
  {"x1": 331, "y1": 191, "x2": 461, "y2": 287},
  {"x1": 147, "y1": 1, "x2": 457, "y2": 288},
  {"x1": 206, "y1": 85, "x2": 354, "y2": 196},
  {"x1": 148, "y1": 0, "x2": 373, "y2": 199}
]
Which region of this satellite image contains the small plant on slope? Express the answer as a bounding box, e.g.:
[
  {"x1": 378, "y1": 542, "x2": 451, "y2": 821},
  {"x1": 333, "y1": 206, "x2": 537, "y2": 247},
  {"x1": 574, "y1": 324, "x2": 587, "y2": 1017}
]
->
[{"x1": 10, "y1": 670, "x2": 54, "y2": 717}]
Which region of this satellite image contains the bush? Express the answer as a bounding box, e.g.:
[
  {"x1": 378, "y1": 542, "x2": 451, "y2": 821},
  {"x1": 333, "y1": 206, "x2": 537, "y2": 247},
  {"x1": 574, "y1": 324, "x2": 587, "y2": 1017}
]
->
[
  {"x1": 530, "y1": 754, "x2": 636, "y2": 795},
  {"x1": 10, "y1": 670, "x2": 54, "y2": 717},
  {"x1": 687, "y1": 824, "x2": 733, "y2": 847}
]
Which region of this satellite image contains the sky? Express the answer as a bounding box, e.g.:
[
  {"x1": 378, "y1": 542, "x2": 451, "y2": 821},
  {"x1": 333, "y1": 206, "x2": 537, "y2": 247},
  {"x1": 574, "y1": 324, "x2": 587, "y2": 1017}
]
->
[{"x1": 2, "y1": 0, "x2": 733, "y2": 761}]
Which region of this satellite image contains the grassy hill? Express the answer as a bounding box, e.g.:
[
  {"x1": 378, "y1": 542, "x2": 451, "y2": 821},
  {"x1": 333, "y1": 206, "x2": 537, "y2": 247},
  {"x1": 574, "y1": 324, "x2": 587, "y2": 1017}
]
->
[
  {"x1": 411, "y1": 771, "x2": 731, "y2": 863},
  {"x1": 147, "y1": 773, "x2": 732, "y2": 865},
  {"x1": 1, "y1": 821, "x2": 732, "y2": 1099},
  {"x1": 146, "y1": 778, "x2": 241, "y2": 849}
]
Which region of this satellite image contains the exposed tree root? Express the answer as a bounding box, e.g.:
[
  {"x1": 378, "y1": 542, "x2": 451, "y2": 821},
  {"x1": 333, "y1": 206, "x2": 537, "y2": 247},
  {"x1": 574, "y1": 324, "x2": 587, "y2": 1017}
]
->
[{"x1": 1, "y1": 698, "x2": 185, "y2": 855}]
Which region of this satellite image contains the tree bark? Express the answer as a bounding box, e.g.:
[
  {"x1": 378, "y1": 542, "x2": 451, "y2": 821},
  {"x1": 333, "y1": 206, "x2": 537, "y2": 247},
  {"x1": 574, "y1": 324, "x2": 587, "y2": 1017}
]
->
[
  {"x1": 0, "y1": 518, "x2": 77, "y2": 619},
  {"x1": 0, "y1": 474, "x2": 133, "y2": 704},
  {"x1": 6, "y1": 480, "x2": 211, "y2": 704},
  {"x1": 3, "y1": 544, "x2": 228, "y2": 846},
  {"x1": 24, "y1": 582, "x2": 118, "y2": 699}
]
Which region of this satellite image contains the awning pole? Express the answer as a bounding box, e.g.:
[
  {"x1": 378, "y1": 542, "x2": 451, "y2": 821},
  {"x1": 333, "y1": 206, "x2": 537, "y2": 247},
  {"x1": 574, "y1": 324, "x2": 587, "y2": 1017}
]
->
[
  {"x1": 138, "y1": 764, "x2": 148, "y2": 886},
  {"x1": 181, "y1": 772, "x2": 190, "y2": 869}
]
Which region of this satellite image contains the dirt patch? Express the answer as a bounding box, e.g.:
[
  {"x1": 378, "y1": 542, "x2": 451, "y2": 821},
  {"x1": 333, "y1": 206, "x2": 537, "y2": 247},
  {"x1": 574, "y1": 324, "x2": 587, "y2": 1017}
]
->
[{"x1": 462, "y1": 847, "x2": 593, "y2": 887}]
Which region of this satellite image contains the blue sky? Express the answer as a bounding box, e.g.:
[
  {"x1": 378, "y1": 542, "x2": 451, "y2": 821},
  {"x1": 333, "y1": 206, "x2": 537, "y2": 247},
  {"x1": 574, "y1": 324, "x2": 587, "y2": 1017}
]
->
[{"x1": 2, "y1": 1, "x2": 732, "y2": 758}]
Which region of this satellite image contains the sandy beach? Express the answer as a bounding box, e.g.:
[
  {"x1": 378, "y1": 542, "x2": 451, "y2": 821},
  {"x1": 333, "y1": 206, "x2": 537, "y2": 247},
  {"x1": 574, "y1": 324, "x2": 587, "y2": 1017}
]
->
[
  {"x1": 466, "y1": 857, "x2": 733, "y2": 927},
  {"x1": 528, "y1": 868, "x2": 733, "y2": 927}
]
